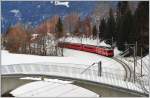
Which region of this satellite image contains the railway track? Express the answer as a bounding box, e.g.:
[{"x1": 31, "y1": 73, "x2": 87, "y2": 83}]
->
[
  {"x1": 61, "y1": 43, "x2": 132, "y2": 81},
  {"x1": 111, "y1": 57, "x2": 132, "y2": 81}
]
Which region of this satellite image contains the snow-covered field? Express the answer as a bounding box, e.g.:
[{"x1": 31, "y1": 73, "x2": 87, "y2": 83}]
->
[
  {"x1": 1, "y1": 48, "x2": 124, "y2": 97},
  {"x1": 2, "y1": 49, "x2": 124, "y2": 73},
  {"x1": 1, "y1": 37, "x2": 133, "y2": 97}
]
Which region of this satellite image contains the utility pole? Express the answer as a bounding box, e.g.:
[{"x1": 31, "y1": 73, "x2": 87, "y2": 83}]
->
[
  {"x1": 123, "y1": 42, "x2": 138, "y2": 83},
  {"x1": 133, "y1": 41, "x2": 138, "y2": 83},
  {"x1": 141, "y1": 47, "x2": 143, "y2": 77},
  {"x1": 98, "y1": 61, "x2": 102, "y2": 77},
  {"x1": 135, "y1": 41, "x2": 138, "y2": 67},
  {"x1": 95, "y1": 16, "x2": 100, "y2": 46},
  {"x1": 133, "y1": 45, "x2": 136, "y2": 83},
  {"x1": 111, "y1": 37, "x2": 113, "y2": 48}
]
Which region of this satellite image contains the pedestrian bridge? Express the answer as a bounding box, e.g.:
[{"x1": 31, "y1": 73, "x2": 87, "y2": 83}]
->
[{"x1": 1, "y1": 63, "x2": 149, "y2": 97}]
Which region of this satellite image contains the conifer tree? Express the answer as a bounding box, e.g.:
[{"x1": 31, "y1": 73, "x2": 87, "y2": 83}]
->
[
  {"x1": 134, "y1": 1, "x2": 149, "y2": 55},
  {"x1": 92, "y1": 25, "x2": 97, "y2": 39},
  {"x1": 56, "y1": 17, "x2": 63, "y2": 38},
  {"x1": 116, "y1": 1, "x2": 130, "y2": 50},
  {"x1": 99, "y1": 18, "x2": 106, "y2": 40},
  {"x1": 105, "y1": 8, "x2": 116, "y2": 44}
]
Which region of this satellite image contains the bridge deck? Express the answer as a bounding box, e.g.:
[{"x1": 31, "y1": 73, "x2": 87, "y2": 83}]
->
[{"x1": 1, "y1": 63, "x2": 149, "y2": 96}]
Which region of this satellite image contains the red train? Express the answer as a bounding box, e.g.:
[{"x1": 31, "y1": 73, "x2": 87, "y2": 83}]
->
[{"x1": 58, "y1": 42, "x2": 114, "y2": 57}]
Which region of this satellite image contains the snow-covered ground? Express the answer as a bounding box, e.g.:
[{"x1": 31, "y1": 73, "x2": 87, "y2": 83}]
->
[
  {"x1": 115, "y1": 54, "x2": 149, "y2": 93},
  {"x1": 125, "y1": 55, "x2": 149, "y2": 82},
  {"x1": 116, "y1": 54, "x2": 149, "y2": 79},
  {"x1": 11, "y1": 79, "x2": 98, "y2": 97},
  {"x1": 2, "y1": 36, "x2": 149, "y2": 96},
  {"x1": 2, "y1": 49, "x2": 124, "y2": 97},
  {"x1": 137, "y1": 55, "x2": 149, "y2": 77},
  {"x1": 2, "y1": 49, "x2": 124, "y2": 74},
  {"x1": 1, "y1": 37, "x2": 125, "y2": 97}
]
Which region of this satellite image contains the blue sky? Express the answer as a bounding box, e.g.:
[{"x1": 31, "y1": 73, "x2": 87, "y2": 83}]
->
[{"x1": 1, "y1": 1, "x2": 117, "y2": 33}]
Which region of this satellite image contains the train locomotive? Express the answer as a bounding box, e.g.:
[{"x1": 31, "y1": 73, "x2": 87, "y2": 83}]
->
[{"x1": 58, "y1": 42, "x2": 114, "y2": 57}]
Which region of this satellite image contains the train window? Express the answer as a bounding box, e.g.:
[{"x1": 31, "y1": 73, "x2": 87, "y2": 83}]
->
[
  {"x1": 86, "y1": 47, "x2": 94, "y2": 49},
  {"x1": 107, "y1": 50, "x2": 112, "y2": 53},
  {"x1": 72, "y1": 44, "x2": 81, "y2": 47},
  {"x1": 84, "y1": 46, "x2": 95, "y2": 49}
]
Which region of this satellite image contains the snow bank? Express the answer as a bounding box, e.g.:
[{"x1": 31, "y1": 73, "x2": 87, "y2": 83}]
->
[
  {"x1": 114, "y1": 47, "x2": 122, "y2": 56},
  {"x1": 1, "y1": 50, "x2": 82, "y2": 66},
  {"x1": 137, "y1": 54, "x2": 149, "y2": 75},
  {"x1": 138, "y1": 54, "x2": 149, "y2": 66}
]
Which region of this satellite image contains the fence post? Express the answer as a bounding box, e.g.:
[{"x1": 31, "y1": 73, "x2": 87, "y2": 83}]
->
[{"x1": 98, "y1": 61, "x2": 102, "y2": 77}]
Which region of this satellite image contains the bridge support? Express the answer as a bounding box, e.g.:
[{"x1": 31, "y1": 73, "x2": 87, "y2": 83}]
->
[
  {"x1": 73, "y1": 81, "x2": 148, "y2": 97},
  {"x1": 1, "y1": 76, "x2": 35, "y2": 96}
]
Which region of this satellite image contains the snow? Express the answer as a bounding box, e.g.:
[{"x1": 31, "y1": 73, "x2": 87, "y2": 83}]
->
[
  {"x1": 1, "y1": 40, "x2": 124, "y2": 97},
  {"x1": 10, "y1": 9, "x2": 20, "y2": 14},
  {"x1": 1, "y1": 49, "x2": 124, "y2": 73},
  {"x1": 113, "y1": 47, "x2": 122, "y2": 56},
  {"x1": 1, "y1": 50, "x2": 89, "y2": 66},
  {"x1": 11, "y1": 80, "x2": 98, "y2": 97},
  {"x1": 136, "y1": 54, "x2": 149, "y2": 78},
  {"x1": 115, "y1": 54, "x2": 149, "y2": 92},
  {"x1": 117, "y1": 54, "x2": 149, "y2": 77},
  {"x1": 31, "y1": 34, "x2": 39, "y2": 40},
  {"x1": 2, "y1": 48, "x2": 124, "y2": 78},
  {"x1": 2, "y1": 49, "x2": 147, "y2": 96},
  {"x1": 10, "y1": 9, "x2": 22, "y2": 21}
]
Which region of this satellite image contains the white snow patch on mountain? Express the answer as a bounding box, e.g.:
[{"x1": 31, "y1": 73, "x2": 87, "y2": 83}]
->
[
  {"x1": 10, "y1": 9, "x2": 22, "y2": 21},
  {"x1": 10, "y1": 9, "x2": 20, "y2": 14}
]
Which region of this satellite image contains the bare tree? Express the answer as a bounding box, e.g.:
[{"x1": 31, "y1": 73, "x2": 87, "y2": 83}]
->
[{"x1": 64, "y1": 12, "x2": 80, "y2": 36}]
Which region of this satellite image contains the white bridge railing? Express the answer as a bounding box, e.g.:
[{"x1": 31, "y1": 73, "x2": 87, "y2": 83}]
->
[{"x1": 1, "y1": 63, "x2": 149, "y2": 95}]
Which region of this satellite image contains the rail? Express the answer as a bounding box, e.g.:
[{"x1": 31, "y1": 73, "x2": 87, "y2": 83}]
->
[
  {"x1": 113, "y1": 56, "x2": 149, "y2": 94},
  {"x1": 112, "y1": 57, "x2": 132, "y2": 81}
]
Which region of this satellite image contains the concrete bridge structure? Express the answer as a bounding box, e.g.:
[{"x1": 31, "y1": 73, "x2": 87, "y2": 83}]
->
[{"x1": 1, "y1": 63, "x2": 149, "y2": 97}]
